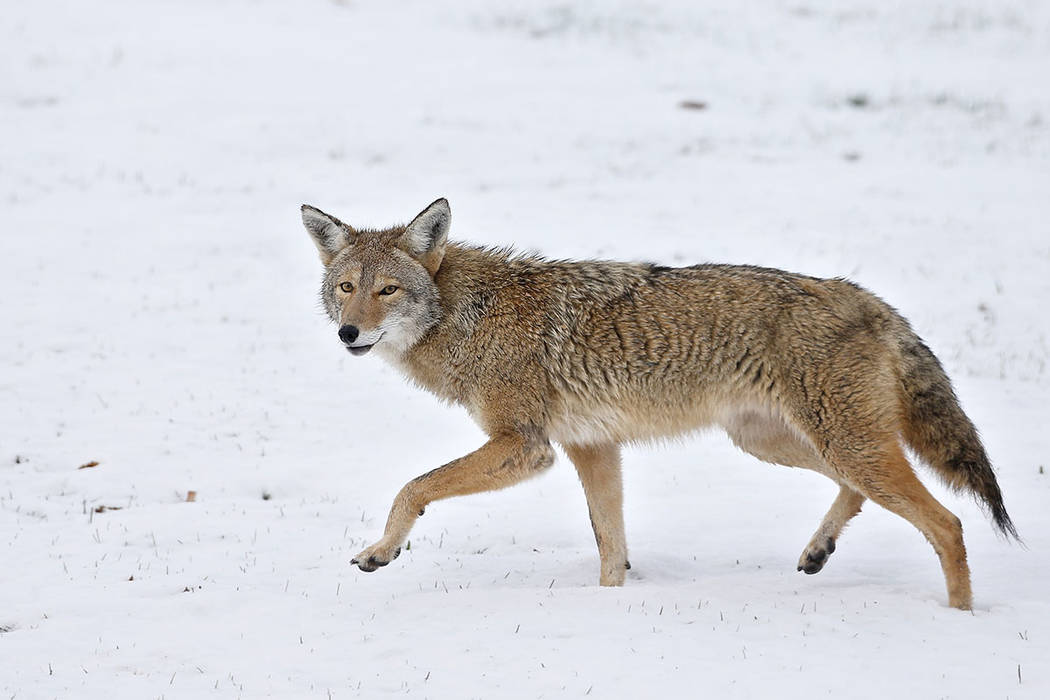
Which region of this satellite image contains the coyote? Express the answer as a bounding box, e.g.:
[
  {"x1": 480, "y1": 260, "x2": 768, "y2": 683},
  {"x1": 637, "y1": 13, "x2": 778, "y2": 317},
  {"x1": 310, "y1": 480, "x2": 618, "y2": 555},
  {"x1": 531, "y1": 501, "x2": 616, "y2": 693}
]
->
[{"x1": 300, "y1": 198, "x2": 1017, "y2": 609}]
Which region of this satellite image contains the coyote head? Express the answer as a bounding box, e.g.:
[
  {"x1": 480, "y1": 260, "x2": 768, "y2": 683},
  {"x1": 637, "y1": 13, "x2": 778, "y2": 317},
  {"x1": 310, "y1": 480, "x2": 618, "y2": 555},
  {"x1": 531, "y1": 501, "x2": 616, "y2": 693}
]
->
[{"x1": 301, "y1": 198, "x2": 449, "y2": 357}]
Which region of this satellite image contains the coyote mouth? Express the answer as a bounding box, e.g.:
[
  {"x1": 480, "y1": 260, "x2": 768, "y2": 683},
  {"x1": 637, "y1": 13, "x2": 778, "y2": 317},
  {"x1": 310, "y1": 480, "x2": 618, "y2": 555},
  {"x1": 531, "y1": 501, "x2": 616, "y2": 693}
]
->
[{"x1": 345, "y1": 332, "x2": 384, "y2": 356}]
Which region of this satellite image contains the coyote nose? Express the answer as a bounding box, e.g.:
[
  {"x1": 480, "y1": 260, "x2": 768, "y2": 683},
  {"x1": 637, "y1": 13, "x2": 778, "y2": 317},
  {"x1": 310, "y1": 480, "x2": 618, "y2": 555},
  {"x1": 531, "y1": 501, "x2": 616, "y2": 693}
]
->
[{"x1": 338, "y1": 325, "x2": 359, "y2": 344}]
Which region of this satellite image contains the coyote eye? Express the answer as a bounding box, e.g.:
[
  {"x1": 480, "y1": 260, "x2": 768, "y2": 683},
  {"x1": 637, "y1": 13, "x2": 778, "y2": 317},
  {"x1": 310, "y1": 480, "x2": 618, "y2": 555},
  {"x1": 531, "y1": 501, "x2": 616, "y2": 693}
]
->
[
  {"x1": 339, "y1": 282, "x2": 354, "y2": 293},
  {"x1": 379, "y1": 285, "x2": 399, "y2": 296}
]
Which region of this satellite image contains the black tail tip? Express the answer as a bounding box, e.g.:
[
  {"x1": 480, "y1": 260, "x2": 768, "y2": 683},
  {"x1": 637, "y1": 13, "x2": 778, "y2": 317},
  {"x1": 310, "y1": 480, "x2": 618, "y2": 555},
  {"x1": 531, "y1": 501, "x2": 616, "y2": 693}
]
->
[{"x1": 992, "y1": 505, "x2": 1022, "y2": 544}]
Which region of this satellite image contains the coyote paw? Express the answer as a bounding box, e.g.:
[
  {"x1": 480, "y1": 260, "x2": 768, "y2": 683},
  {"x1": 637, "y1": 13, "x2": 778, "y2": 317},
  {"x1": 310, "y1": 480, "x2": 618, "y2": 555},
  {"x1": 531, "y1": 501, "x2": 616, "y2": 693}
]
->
[
  {"x1": 596, "y1": 553, "x2": 630, "y2": 586},
  {"x1": 797, "y1": 537, "x2": 835, "y2": 575},
  {"x1": 351, "y1": 541, "x2": 402, "y2": 572},
  {"x1": 599, "y1": 562, "x2": 627, "y2": 587}
]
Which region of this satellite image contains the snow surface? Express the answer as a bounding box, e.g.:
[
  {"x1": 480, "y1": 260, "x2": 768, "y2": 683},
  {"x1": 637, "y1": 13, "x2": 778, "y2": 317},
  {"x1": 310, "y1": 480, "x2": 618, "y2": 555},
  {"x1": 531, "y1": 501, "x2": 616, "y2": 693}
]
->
[{"x1": 3, "y1": 0, "x2": 1049, "y2": 697}]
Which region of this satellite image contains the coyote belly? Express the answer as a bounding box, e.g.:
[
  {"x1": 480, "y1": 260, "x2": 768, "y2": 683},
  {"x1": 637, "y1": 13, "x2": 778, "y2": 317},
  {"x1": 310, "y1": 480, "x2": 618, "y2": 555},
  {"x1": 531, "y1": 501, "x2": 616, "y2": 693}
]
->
[{"x1": 300, "y1": 197, "x2": 1017, "y2": 610}]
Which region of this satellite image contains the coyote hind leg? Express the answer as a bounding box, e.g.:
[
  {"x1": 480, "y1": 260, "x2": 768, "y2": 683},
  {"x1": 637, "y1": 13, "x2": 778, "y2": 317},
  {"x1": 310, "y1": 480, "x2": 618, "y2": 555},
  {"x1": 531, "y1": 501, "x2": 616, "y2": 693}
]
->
[
  {"x1": 831, "y1": 439, "x2": 973, "y2": 609},
  {"x1": 725, "y1": 410, "x2": 861, "y2": 574},
  {"x1": 798, "y1": 484, "x2": 865, "y2": 574}
]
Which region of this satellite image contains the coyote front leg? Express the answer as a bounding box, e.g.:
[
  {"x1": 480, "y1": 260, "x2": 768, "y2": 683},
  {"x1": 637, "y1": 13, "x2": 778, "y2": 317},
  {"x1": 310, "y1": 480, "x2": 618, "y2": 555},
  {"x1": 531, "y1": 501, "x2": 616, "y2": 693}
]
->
[
  {"x1": 563, "y1": 442, "x2": 628, "y2": 586},
  {"x1": 352, "y1": 429, "x2": 556, "y2": 572}
]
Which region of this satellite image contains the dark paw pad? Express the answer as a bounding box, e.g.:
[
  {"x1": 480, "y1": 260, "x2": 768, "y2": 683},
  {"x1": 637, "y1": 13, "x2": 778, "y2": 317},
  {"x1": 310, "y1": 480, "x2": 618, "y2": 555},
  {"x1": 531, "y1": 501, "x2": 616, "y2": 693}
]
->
[
  {"x1": 797, "y1": 538, "x2": 835, "y2": 575},
  {"x1": 350, "y1": 556, "x2": 384, "y2": 572},
  {"x1": 351, "y1": 547, "x2": 401, "y2": 573}
]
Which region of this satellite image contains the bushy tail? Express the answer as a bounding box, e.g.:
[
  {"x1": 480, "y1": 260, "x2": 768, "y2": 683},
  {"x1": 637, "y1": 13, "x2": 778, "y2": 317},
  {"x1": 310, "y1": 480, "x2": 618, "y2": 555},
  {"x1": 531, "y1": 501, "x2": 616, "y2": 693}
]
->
[{"x1": 897, "y1": 332, "x2": 1020, "y2": 541}]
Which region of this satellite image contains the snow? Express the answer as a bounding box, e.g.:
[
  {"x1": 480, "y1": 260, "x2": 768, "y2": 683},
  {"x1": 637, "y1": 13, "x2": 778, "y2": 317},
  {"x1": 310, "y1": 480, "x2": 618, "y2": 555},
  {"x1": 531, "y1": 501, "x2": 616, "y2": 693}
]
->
[{"x1": 2, "y1": 0, "x2": 1049, "y2": 697}]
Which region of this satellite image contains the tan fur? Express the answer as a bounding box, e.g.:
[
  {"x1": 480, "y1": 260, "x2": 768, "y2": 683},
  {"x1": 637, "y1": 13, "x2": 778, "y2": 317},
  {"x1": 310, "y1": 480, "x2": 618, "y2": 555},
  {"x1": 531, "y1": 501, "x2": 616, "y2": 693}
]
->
[
  {"x1": 301, "y1": 199, "x2": 1017, "y2": 610},
  {"x1": 564, "y1": 442, "x2": 628, "y2": 586}
]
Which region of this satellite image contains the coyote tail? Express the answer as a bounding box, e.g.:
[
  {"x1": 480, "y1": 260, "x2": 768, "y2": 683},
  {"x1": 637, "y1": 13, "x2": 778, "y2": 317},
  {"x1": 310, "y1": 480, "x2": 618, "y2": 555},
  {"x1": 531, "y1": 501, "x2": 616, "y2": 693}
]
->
[{"x1": 897, "y1": 331, "x2": 1020, "y2": 540}]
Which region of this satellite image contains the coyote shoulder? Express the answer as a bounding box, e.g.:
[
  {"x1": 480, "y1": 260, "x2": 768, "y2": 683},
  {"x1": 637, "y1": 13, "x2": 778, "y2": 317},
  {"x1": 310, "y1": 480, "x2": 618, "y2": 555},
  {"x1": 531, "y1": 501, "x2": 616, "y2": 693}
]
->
[{"x1": 301, "y1": 197, "x2": 1016, "y2": 610}]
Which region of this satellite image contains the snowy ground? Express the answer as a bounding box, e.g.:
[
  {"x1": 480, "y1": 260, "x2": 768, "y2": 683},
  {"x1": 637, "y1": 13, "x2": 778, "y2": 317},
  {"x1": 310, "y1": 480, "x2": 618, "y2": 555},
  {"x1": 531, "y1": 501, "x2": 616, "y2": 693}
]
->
[{"x1": 3, "y1": 0, "x2": 1049, "y2": 697}]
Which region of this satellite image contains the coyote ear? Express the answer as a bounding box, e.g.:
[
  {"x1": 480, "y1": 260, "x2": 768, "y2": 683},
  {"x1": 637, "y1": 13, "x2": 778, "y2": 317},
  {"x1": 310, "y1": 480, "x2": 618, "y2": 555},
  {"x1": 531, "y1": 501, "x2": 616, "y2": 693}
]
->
[
  {"x1": 399, "y1": 198, "x2": 450, "y2": 276},
  {"x1": 301, "y1": 205, "x2": 356, "y2": 265}
]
